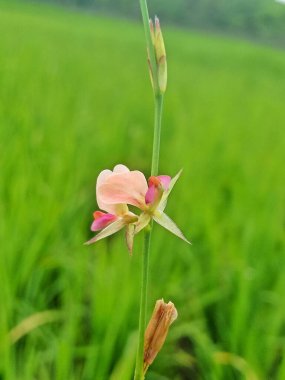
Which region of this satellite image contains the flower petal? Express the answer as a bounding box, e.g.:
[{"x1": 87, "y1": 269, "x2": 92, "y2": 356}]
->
[
  {"x1": 157, "y1": 175, "x2": 171, "y2": 190},
  {"x1": 113, "y1": 164, "x2": 130, "y2": 173},
  {"x1": 98, "y1": 171, "x2": 148, "y2": 209},
  {"x1": 85, "y1": 219, "x2": 125, "y2": 245},
  {"x1": 93, "y1": 211, "x2": 105, "y2": 219},
  {"x1": 96, "y1": 170, "x2": 113, "y2": 188},
  {"x1": 135, "y1": 213, "x2": 151, "y2": 234},
  {"x1": 158, "y1": 169, "x2": 182, "y2": 212},
  {"x1": 153, "y1": 211, "x2": 190, "y2": 244},
  {"x1": 145, "y1": 184, "x2": 158, "y2": 204},
  {"x1": 96, "y1": 165, "x2": 131, "y2": 214},
  {"x1": 91, "y1": 212, "x2": 117, "y2": 231},
  {"x1": 96, "y1": 169, "x2": 117, "y2": 213}
]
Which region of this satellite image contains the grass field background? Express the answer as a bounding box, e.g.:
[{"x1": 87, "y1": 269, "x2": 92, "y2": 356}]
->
[{"x1": 0, "y1": 1, "x2": 285, "y2": 379}]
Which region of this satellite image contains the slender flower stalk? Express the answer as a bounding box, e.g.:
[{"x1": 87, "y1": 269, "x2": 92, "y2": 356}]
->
[
  {"x1": 134, "y1": 1, "x2": 166, "y2": 379},
  {"x1": 134, "y1": 228, "x2": 151, "y2": 380},
  {"x1": 152, "y1": 94, "x2": 163, "y2": 176}
]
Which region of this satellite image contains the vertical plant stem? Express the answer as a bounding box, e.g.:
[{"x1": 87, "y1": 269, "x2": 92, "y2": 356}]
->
[
  {"x1": 134, "y1": 94, "x2": 164, "y2": 379},
  {"x1": 134, "y1": 229, "x2": 151, "y2": 380},
  {"x1": 151, "y1": 94, "x2": 164, "y2": 176},
  {"x1": 134, "y1": 1, "x2": 165, "y2": 379}
]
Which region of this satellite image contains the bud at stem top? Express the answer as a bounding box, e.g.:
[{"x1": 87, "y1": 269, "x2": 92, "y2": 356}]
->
[{"x1": 148, "y1": 16, "x2": 167, "y2": 94}]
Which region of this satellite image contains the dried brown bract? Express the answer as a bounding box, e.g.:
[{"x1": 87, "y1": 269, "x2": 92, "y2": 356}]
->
[{"x1": 143, "y1": 299, "x2": 178, "y2": 374}]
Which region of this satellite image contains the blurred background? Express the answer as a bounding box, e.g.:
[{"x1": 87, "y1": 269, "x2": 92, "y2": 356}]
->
[{"x1": 0, "y1": 0, "x2": 285, "y2": 379}]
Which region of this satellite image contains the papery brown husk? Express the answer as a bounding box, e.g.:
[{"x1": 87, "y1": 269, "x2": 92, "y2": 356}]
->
[{"x1": 143, "y1": 299, "x2": 177, "y2": 374}]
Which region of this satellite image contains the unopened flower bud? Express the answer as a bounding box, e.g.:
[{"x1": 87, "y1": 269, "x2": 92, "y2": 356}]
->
[
  {"x1": 148, "y1": 16, "x2": 167, "y2": 94},
  {"x1": 143, "y1": 299, "x2": 178, "y2": 374},
  {"x1": 154, "y1": 17, "x2": 167, "y2": 93},
  {"x1": 149, "y1": 18, "x2": 155, "y2": 45}
]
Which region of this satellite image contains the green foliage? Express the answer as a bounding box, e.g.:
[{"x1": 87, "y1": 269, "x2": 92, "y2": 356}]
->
[
  {"x1": 41, "y1": 0, "x2": 285, "y2": 44},
  {"x1": 1, "y1": 1, "x2": 285, "y2": 379}
]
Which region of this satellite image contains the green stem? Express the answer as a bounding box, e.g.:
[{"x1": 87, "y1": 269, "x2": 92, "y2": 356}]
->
[
  {"x1": 134, "y1": 229, "x2": 151, "y2": 380},
  {"x1": 134, "y1": 94, "x2": 164, "y2": 379},
  {"x1": 134, "y1": 1, "x2": 165, "y2": 379},
  {"x1": 151, "y1": 94, "x2": 164, "y2": 176}
]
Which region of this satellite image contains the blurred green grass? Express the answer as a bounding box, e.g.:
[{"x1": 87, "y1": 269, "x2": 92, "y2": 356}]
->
[{"x1": 0, "y1": 1, "x2": 285, "y2": 379}]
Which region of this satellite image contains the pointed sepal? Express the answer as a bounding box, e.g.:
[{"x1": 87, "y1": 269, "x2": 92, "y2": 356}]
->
[
  {"x1": 85, "y1": 219, "x2": 125, "y2": 245},
  {"x1": 153, "y1": 211, "x2": 190, "y2": 244},
  {"x1": 158, "y1": 169, "x2": 183, "y2": 212}
]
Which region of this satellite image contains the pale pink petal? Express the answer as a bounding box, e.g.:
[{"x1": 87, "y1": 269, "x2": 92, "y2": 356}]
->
[
  {"x1": 125, "y1": 224, "x2": 135, "y2": 254},
  {"x1": 85, "y1": 219, "x2": 125, "y2": 245},
  {"x1": 135, "y1": 213, "x2": 151, "y2": 234},
  {"x1": 153, "y1": 211, "x2": 190, "y2": 244},
  {"x1": 96, "y1": 166, "x2": 130, "y2": 212},
  {"x1": 96, "y1": 169, "x2": 117, "y2": 213},
  {"x1": 98, "y1": 171, "x2": 148, "y2": 209},
  {"x1": 96, "y1": 169, "x2": 113, "y2": 188},
  {"x1": 157, "y1": 175, "x2": 171, "y2": 190},
  {"x1": 91, "y1": 213, "x2": 117, "y2": 231},
  {"x1": 113, "y1": 164, "x2": 130, "y2": 173}
]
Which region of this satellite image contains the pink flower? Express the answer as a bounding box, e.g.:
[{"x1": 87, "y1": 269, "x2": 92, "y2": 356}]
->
[
  {"x1": 85, "y1": 164, "x2": 142, "y2": 253},
  {"x1": 97, "y1": 165, "x2": 190, "y2": 244}
]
